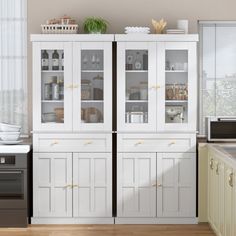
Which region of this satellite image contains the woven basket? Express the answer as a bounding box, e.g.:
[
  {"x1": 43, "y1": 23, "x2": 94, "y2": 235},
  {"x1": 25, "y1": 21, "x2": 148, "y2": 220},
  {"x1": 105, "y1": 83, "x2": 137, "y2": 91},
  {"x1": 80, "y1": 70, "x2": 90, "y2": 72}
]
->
[{"x1": 41, "y1": 24, "x2": 78, "y2": 34}]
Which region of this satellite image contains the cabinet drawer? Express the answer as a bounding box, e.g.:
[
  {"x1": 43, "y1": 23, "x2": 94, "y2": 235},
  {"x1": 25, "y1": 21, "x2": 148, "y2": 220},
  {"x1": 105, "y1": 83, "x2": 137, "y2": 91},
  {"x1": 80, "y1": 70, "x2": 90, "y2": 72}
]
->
[
  {"x1": 33, "y1": 134, "x2": 112, "y2": 152},
  {"x1": 117, "y1": 133, "x2": 196, "y2": 152}
]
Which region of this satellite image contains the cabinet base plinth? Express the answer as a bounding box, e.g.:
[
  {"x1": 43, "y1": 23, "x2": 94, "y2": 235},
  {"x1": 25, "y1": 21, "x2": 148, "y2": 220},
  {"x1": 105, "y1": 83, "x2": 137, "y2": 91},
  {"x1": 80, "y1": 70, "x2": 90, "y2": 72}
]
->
[
  {"x1": 31, "y1": 217, "x2": 115, "y2": 224},
  {"x1": 115, "y1": 217, "x2": 198, "y2": 224}
]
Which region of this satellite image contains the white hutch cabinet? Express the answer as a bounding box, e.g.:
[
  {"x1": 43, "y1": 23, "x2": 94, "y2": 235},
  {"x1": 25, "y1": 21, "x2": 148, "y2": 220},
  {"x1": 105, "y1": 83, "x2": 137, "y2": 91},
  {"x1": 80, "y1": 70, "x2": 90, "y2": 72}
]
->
[
  {"x1": 115, "y1": 34, "x2": 198, "y2": 224},
  {"x1": 31, "y1": 34, "x2": 198, "y2": 225},
  {"x1": 31, "y1": 35, "x2": 114, "y2": 224}
]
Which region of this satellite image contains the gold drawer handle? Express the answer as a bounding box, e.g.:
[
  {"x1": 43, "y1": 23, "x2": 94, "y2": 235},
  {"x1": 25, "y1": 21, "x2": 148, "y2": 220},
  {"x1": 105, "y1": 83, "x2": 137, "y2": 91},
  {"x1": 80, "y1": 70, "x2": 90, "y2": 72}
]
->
[
  {"x1": 65, "y1": 84, "x2": 73, "y2": 89},
  {"x1": 156, "y1": 85, "x2": 161, "y2": 89},
  {"x1": 135, "y1": 140, "x2": 144, "y2": 145},
  {"x1": 84, "y1": 140, "x2": 93, "y2": 145},
  {"x1": 72, "y1": 184, "x2": 79, "y2": 188},
  {"x1": 209, "y1": 159, "x2": 214, "y2": 170},
  {"x1": 157, "y1": 183, "x2": 162, "y2": 187},
  {"x1": 229, "y1": 173, "x2": 233, "y2": 187},
  {"x1": 152, "y1": 183, "x2": 157, "y2": 187},
  {"x1": 73, "y1": 84, "x2": 79, "y2": 89},
  {"x1": 51, "y1": 140, "x2": 59, "y2": 146}
]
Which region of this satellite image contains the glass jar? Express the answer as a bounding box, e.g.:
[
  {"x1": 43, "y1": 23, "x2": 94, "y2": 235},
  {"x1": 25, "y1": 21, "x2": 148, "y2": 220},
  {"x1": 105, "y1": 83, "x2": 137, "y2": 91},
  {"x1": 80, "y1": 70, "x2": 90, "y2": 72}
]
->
[
  {"x1": 93, "y1": 75, "x2": 103, "y2": 100},
  {"x1": 139, "y1": 81, "x2": 148, "y2": 100},
  {"x1": 81, "y1": 79, "x2": 92, "y2": 100}
]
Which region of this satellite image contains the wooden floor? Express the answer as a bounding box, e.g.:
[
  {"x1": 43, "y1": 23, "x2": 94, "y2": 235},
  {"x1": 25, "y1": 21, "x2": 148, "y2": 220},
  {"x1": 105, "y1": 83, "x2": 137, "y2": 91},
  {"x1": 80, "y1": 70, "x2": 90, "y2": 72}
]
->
[{"x1": 0, "y1": 224, "x2": 215, "y2": 236}]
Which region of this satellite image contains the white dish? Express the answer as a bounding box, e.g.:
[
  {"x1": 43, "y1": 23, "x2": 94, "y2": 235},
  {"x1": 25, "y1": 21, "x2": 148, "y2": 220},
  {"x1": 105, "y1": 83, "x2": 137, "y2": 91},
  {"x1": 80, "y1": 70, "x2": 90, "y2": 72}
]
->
[
  {"x1": 0, "y1": 132, "x2": 21, "y2": 141},
  {"x1": 0, "y1": 123, "x2": 21, "y2": 132},
  {"x1": 0, "y1": 140, "x2": 23, "y2": 145},
  {"x1": 125, "y1": 26, "x2": 150, "y2": 34}
]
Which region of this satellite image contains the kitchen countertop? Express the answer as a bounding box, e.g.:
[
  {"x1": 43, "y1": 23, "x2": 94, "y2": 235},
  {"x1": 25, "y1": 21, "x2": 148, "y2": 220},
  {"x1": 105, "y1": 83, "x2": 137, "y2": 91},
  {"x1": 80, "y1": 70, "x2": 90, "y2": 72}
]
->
[
  {"x1": 208, "y1": 143, "x2": 236, "y2": 168},
  {"x1": 0, "y1": 137, "x2": 32, "y2": 153}
]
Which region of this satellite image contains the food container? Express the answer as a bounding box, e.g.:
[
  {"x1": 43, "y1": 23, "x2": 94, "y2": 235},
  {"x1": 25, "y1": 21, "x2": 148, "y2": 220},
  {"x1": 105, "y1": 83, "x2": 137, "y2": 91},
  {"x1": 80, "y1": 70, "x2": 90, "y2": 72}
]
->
[
  {"x1": 54, "y1": 108, "x2": 64, "y2": 123},
  {"x1": 84, "y1": 107, "x2": 102, "y2": 123},
  {"x1": 0, "y1": 132, "x2": 20, "y2": 141},
  {"x1": 42, "y1": 113, "x2": 56, "y2": 123},
  {"x1": 129, "y1": 86, "x2": 140, "y2": 100},
  {"x1": 0, "y1": 123, "x2": 21, "y2": 132},
  {"x1": 93, "y1": 75, "x2": 103, "y2": 100},
  {"x1": 129, "y1": 112, "x2": 144, "y2": 123},
  {"x1": 81, "y1": 80, "x2": 92, "y2": 100},
  {"x1": 140, "y1": 81, "x2": 148, "y2": 100}
]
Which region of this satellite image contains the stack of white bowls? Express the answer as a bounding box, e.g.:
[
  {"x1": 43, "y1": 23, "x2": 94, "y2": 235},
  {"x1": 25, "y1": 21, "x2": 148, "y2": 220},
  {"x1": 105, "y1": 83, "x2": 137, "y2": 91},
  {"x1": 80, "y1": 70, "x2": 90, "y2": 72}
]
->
[{"x1": 0, "y1": 123, "x2": 21, "y2": 142}]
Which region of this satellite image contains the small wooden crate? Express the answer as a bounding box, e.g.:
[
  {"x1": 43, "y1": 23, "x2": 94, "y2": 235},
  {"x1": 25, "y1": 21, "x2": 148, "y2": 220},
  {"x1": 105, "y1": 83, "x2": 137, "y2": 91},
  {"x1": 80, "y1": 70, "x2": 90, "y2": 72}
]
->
[{"x1": 41, "y1": 24, "x2": 78, "y2": 34}]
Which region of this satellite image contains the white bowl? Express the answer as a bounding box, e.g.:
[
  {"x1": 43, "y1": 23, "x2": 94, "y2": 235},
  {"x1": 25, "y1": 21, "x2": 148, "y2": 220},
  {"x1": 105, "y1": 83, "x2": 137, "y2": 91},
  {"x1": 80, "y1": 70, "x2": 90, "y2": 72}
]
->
[
  {"x1": 0, "y1": 123, "x2": 21, "y2": 132},
  {"x1": 0, "y1": 132, "x2": 21, "y2": 141}
]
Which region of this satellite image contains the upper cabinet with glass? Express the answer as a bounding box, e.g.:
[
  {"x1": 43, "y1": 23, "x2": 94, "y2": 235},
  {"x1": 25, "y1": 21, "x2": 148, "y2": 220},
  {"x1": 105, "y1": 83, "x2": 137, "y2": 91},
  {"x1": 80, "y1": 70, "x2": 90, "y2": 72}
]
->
[
  {"x1": 115, "y1": 35, "x2": 198, "y2": 132},
  {"x1": 31, "y1": 35, "x2": 113, "y2": 132},
  {"x1": 117, "y1": 42, "x2": 157, "y2": 131}
]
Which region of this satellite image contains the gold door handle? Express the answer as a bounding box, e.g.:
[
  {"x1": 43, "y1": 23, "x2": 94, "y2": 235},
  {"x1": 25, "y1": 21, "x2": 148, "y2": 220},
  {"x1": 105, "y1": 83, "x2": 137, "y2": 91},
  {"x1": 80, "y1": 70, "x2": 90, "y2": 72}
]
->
[
  {"x1": 64, "y1": 184, "x2": 73, "y2": 188},
  {"x1": 72, "y1": 184, "x2": 79, "y2": 188},
  {"x1": 156, "y1": 85, "x2": 161, "y2": 89},
  {"x1": 84, "y1": 140, "x2": 93, "y2": 145},
  {"x1": 152, "y1": 183, "x2": 157, "y2": 187},
  {"x1": 157, "y1": 183, "x2": 162, "y2": 187},
  {"x1": 135, "y1": 140, "x2": 144, "y2": 145},
  {"x1": 169, "y1": 141, "x2": 176, "y2": 145},
  {"x1": 229, "y1": 173, "x2": 233, "y2": 187},
  {"x1": 51, "y1": 140, "x2": 59, "y2": 146},
  {"x1": 65, "y1": 84, "x2": 73, "y2": 89},
  {"x1": 149, "y1": 85, "x2": 156, "y2": 90},
  {"x1": 73, "y1": 84, "x2": 79, "y2": 89},
  {"x1": 216, "y1": 163, "x2": 219, "y2": 175},
  {"x1": 209, "y1": 159, "x2": 214, "y2": 170}
]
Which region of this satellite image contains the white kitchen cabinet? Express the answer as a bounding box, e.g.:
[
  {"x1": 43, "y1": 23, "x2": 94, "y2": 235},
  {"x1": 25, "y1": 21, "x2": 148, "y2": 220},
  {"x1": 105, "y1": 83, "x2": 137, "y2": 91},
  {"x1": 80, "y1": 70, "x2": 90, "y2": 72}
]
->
[
  {"x1": 31, "y1": 35, "x2": 113, "y2": 132},
  {"x1": 117, "y1": 153, "x2": 156, "y2": 217},
  {"x1": 116, "y1": 35, "x2": 198, "y2": 133},
  {"x1": 33, "y1": 153, "x2": 73, "y2": 218},
  {"x1": 156, "y1": 153, "x2": 196, "y2": 218},
  {"x1": 224, "y1": 165, "x2": 234, "y2": 236},
  {"x1": 208, "y1": 153, "x2": 225, "y2": 236},
  {"x1": 73, "y1": 153, "x2": 112, "y2": 217}
]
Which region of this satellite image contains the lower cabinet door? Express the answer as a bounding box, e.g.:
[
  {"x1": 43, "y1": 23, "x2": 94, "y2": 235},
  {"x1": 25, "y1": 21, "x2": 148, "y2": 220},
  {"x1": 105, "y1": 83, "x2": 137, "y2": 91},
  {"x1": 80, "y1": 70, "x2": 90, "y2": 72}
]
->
[
  {"x1": 224, "y1": 165, "x2": 234, "y2": 236},
  {"x1": 33, "y1": 153, "x2": 73, "y2": 217},
  {"x1": 73, "y1": 153, "x2": 112, "y2": 217},
  {"x1": 156, "y1": 152, "x2": 196, "y2": 217},
  {"x1": 117, "y1": 153, "x2": 156, "y2": 217}
]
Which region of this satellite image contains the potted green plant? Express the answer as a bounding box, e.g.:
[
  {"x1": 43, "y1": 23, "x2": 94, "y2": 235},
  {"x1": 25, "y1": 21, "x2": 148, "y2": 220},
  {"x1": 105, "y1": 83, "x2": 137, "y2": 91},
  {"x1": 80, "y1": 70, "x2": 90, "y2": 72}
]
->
[{"x1": 83, "y1": 17, "x2": 108, "y2": 34}]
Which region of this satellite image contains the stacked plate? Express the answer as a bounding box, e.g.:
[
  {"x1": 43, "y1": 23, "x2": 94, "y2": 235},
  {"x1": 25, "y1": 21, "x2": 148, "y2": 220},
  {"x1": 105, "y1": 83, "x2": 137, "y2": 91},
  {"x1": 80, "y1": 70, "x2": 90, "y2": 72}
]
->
[
  {"x1": 166, "y1": 29, "x2": 185, "y2": 34},
  {"x1": 125, "y1": 27, "x2": 150, "y2": 34},
  {"x1": 0, "y1": 123, "x2": 22, "y2": 145}
]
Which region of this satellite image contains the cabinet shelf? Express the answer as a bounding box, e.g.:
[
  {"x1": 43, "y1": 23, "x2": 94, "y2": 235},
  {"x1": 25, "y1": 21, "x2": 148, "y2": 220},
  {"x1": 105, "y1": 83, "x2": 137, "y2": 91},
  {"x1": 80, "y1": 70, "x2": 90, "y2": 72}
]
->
[
  {"x1": 126, "y1": 100, "x2": 148, "y2": 103},
  {"x1": 42, "y1": 100, "x2": 64, "y2": 103},
  {"x1": 81, "y1": 70, "x2": 104, "y2": 73},
  {"x1": 165, "y1": 100, "x2": 188, "y2": 103},
  {"x1": 42, "y1": 70, "x2": 64, "y2": 73},
  {"x1": 165, "y1": 70, "x2": 187, "y2": 73},
  {"x1": 81, "y1": 100, "x2": 104, "y2": 103},
  {"x1": 126, "y1": 70, "x2": 148, "y2": 73}
]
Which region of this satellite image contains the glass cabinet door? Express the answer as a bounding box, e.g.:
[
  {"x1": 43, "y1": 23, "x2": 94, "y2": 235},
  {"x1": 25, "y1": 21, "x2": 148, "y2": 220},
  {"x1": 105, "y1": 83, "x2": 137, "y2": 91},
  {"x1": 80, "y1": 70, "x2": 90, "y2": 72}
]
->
[
  {"x1": 33, "y1": 42, "x2": 72, "y2": 131},
  {"x1": 73, "y1": 42, "x2": 112, "y2": 131},
  {"x1": 117, "y1": 42, "x2": 157, "y2": 132},
  {"x1": 157, "y1": 42, "x2": 197, "y2": 131}
]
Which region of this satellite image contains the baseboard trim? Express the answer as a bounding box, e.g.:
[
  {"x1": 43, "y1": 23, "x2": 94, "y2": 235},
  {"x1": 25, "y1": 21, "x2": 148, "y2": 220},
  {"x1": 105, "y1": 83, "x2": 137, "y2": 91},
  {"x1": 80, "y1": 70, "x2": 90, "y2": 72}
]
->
[
  {"x1": 115, "y1": 217, "x2": 198, "y2": 224},
  {"x1": 31, "y1": 217, "x2": 115, "y2": 224}
]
